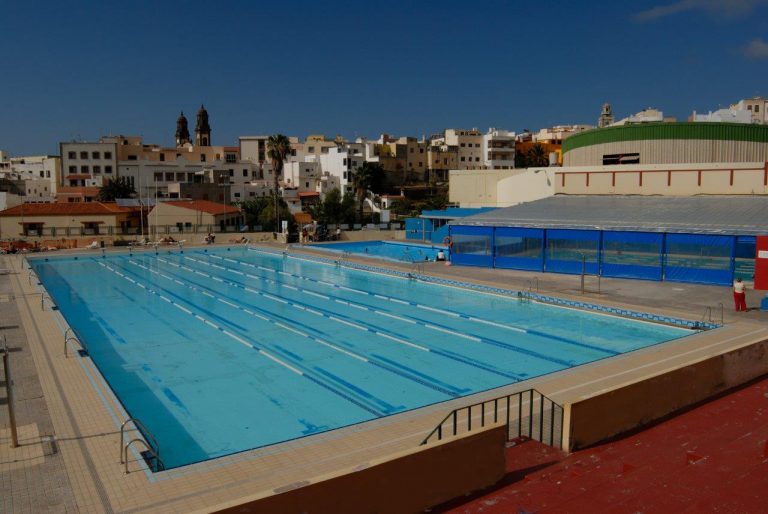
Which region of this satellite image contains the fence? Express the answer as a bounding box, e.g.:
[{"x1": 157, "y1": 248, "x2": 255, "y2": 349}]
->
[
  {"x1": 421, "y1": 389, "x2": 564, "y2": 449},
  {"x1": 448, "y1": 225, "x2": 757, "y2": 286}
]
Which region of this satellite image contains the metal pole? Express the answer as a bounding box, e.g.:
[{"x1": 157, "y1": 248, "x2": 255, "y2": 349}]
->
[
  {"x1": 2, "y1": 344, "x2": 19, "y2": 448},
  {"x1": 580, "y1": 253, "x2": 586, "y2": 294}
]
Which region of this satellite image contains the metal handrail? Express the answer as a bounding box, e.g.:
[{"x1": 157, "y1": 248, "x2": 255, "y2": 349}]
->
[
  {"x1": 528, "y1": 277, "x2": 539, "y2": 293},
  {"x1": 420, "y1": 388, "x2": 564, "y2": 449},
  {"x1": 717, "y1": 302, "x2": 724, "y2": 325},
  {"x1": 123, "y1": 438, "x2": 164, "y2": 473},
  {"x1": 64, "y1": 336, "x2": 85, "y2": 358},
  {"x1": 701, "y1": 306, "x2": 712, "y2": 323},
  {"x1": 119, "y1": 417, "x2": 161, "y2": 469}
]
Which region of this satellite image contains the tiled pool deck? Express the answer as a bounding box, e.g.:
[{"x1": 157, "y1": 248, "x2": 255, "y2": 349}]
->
[{"x1": 2, "y1": 244, "x2": 768, "y2": 513}]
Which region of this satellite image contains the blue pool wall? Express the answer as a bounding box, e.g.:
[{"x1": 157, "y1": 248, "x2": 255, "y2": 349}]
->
[{"x1": 448, "y1": 225, "x2": 756, "y2": 286}]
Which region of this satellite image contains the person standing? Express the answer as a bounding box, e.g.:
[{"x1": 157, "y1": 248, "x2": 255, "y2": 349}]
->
[{"x1": 733, "y1": 277, "x2": 747, "y2": 312}]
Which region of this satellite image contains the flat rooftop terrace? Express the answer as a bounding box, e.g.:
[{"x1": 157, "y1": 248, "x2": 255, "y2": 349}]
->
[{"x1": 2, "y1": 243, "x2": 768, "y2": 512}]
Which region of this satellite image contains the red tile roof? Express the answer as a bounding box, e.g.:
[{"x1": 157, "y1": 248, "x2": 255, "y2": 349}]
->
[
  {"x1": 298, "y1": 192, "x2": 320, "y2": 198},
  {"x1": 0, "y1": 202, "x2": 133, "y2": 217},
  {"x1": 160, "y1": 200, "x2": 240, "y2": 215}
]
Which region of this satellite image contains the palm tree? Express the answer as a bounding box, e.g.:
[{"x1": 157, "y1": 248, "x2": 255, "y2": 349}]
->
[
  {"x1": 528, "y1": 143, "x2": 549, "y2": 167},
  {"x1": 352, "y1": 162, "x2": 384, "y2": 220},
  {"x1": 266, "y1": 134, "x2": 292, "y2": 232},
  {"x1": 97, "y1": 177, "x2": 135, "y2": 201}
]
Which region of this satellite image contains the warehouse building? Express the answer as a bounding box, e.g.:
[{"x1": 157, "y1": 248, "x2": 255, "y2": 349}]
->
[
  {"x1": 448, "y1": 195, "x2": 764, "y2": 286},
  {"x1": 563, "y1": 122, "x2": 768, "y2": 167}
]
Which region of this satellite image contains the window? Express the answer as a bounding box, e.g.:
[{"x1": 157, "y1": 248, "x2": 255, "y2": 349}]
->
[
  {"x1": 420, "y1": 148, "x2": 424, "y2": 153},
  {"x1": 410, "y1": 147, "x2": 414, "y2": 153},
  {"x1": 234, "y1": 192, "x2": 241, "y2": 198},
  {"x1": 475, "y1": 157, "x2": 480, "y2": 161},
  {"x1": 460, "y1": 157, "x2": 466, "y2": 162},
  {"x1": 176, "y1": 173, "x2": 185, "y2": 181},
  {"x1": 308, "y1": 146, "x2": 315, "y2": 153},
  {"x1": 39, "y1": 170, "x2": 45, "y2": 177},
  {"x1": 160, "y1": 153, "x2": 165, "y2": 162},
  {"x1": 305, "y1": 182, "x2": 309, "y2": 188},
  {"x1": 68, "y1": 165, "x2": 76, "y2": 173},
  {"x1": 81, "y1": 165, "x2": 89, "y2": 173},
  {"x1": 603, "y1": 153, "x2": 639, "y2": 165},
  {"x1": 80, "y1": 151, "x2": 88, "y2": 159},
  {"x1": 756, "y1": 105, "x2": 760, "y2": 113},
  {"x1": 225, "y1": 153, "x2": 236, "y2": 163},
  {"x1": 418, "y1": 162, "x2": 422, "y2": 167},
  {"x1": 748, "y1": 105, "x2": 753, "y2": 111},
  {"x1": 243, "y1": 169, "x2": 248, "y2": 177},
  {"x1": 475, "y1": 143, "x2": 480, "y2": 147},
  {"x1": 200, "y1": 154, "x2": 206, "y2": 162},
  {"x1": 93, "y1": 165, "x2": 101, "y2": 174},
  {"x1": 249, "y1": 191, "x2": 255, "y2": 197},
  {"x1": 154, "y1": 172, "x2": 163, "y2": 182},
  {"x1": 165, "y1": 172, "x2": 174, "y2": 181},
  {"x1": 68, "y1": 151, "x2": 76, "y2": 159},
  {"x1": 105, "y1": 165, "x2": 113, "y2": 173},
  {"x1": 127, "y1": 155, "x2": 137, "y2": 160},
  {"x1": 92, "y1": 151, "x2": 100, "y2": 159},
  {"x1": 46, "y1": 170, "x2": 50, "y2": 178},
  {"x1": 343, "y1": 158, "x2": 347, "y2": 166},
  {"x1": 104, "y1": 152, "x2": 112, "y2": 159},
  {"x1": 460, "y1": 143, "x2": 466, "y2": 147},
  {"x1": 229, "y1": 169, "x2": 234, "y2": 177}
]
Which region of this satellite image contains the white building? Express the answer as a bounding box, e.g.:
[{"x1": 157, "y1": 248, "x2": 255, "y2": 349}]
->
[
  {"x1": 691, "y1": 109, "x2": 753, "y2": 124},
  {"x1": 728, "y1": 97, "x2": 768, "y2": 124},
  {"x1": 60, "y1": 141, "x2": 117, "y2": 187},
  {"x1": 612, "y1": 108, "x2": 675, "y2": 126},
  {"x1": 318, "y1": 143, "x2": 365, "y2": 195},
  {"x1": 482, "y1": 128, "x2": 515, "y2": 169},
  {"x1": 0, "y1": 154, "x2": 60, "y2": 201},
  {"x1": 532, "y1": 125, "x2": 593, "y2": 143}
]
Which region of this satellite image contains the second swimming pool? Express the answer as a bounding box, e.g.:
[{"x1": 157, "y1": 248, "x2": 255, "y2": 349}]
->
[{"x1": 30, "y1": 247, "x2": 693, "y2": 469}]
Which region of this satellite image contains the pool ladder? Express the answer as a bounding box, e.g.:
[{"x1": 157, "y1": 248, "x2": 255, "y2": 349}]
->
[
  {"x1": 701, "y1": 303, "x2": 724, "y2": 326},
  {"x1": 336, "y1": 250, "x2": 352, "y2": 267},
  {"x1": 120, "y1": 417, "x2": 164, "y2": 473}
]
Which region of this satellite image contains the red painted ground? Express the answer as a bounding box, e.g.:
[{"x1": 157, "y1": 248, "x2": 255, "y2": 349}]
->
[{"x1": 433, "y1": 378, "x2": 768, "y2": 513}]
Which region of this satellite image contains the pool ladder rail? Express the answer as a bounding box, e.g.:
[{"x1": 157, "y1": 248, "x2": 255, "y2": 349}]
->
[
  {"x1": 700, "y1": 303, "x2": 724, "y2": 327},
  {"x1": 120, "y1": 417, "x2": 164, "y2": 473}
]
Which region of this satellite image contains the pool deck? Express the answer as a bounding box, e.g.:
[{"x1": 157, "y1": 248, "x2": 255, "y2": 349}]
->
[{"x1": 2, "y1": 244, "x2": 768, "y2": 513}]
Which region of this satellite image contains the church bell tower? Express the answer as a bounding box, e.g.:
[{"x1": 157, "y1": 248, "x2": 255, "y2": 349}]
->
[
  {"x1": 195, "y1": 104, "x2": 212, "y2": 146},
  {"x1": 175, "y1": 111, "x2": 190, "y2": 146}
]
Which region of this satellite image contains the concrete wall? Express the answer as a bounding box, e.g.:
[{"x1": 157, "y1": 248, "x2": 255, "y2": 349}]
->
[
  {"x1": 566, "y1": 338, "x2": 768, "y2": 451},
  {"x1": 449, "y1": 168, "x2": 556, "y2": 208},
  {"x1": 215, "y1": 425, "x2": 507, "y2": 514},
  {"x1": 555, "y1": 162, "x2": 768, "y2": 196}
]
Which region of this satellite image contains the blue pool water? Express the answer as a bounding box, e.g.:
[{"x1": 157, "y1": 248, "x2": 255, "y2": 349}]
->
[
  {"x1": 311, "y1": 240, "x2": 447, "y2": 262},
  {"x1": 31, "y1": 248, "x2": 692, "y2": 469}
]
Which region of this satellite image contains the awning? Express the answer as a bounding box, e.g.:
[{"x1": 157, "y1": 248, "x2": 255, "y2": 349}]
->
[{"x1": 79, "y1": 221, "x2": 105, "y2": 224}]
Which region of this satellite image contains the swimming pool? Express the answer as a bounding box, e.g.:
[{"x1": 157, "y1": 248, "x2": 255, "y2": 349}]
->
[
  {"x1": 311, "y1": 240, "x2": 448, "y2": 262},
  {"x1": 30, "y1": 247, "x2": 693, "y2": 469}
]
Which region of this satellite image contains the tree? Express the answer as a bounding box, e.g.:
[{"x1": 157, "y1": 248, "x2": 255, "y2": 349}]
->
[
  {"x1": 527, "y1": 143, "x2": 549, "y2": 167},
  {"x1": 267, "y1": 134, "x2": 292, "y2": 230},
  {"x1": 240, "y1": 196, "x2": 293, "y2": 232},
  {"x1": 352, "y1": 162, "x2": 385, "y2": 220},
  {"x1": 514, "y1": 151, "x2": 528, "y2": 169},
  {"x1": 97, "y1": 177, "x2": 135, "y2": 201}
]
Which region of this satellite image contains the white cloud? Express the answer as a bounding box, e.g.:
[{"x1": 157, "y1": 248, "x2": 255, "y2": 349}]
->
[
  {"x1": 634, "y1": 0, "x2": 766, "y2": 22},
  {"x1": 744, "y1": 38, "x2": 768, "y2": 59}
]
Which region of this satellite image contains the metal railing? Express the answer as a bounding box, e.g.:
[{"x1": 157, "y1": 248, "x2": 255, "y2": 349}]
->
[
  {"x1": 701, "y1": 302, "x2": 724, "y2": 326},
  {"x1": 421, "y1": 388, "x2": 564, "y2": 449},
  {"x1": 120, "y1": 417, "x2": 164, "y2": 473}
]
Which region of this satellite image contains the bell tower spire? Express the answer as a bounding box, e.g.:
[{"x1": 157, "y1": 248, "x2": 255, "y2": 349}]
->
[
  {"x1": 175, "y1": 111, "x2": 190, "y2": 146},
  {"x1": 195, "y1": 104, "x2": 211, "y2": 146}
]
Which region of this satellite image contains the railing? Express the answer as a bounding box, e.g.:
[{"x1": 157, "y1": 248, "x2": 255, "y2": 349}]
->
[
  {"x1": 701, "y1": 303, "x2": 724, "y2": 326},
  {"x1": 421, "y1": 389, "x2": 564, "y2": 449},
  {"x1": 120, "y1": 417, "x2": 164, "y2": 473}
]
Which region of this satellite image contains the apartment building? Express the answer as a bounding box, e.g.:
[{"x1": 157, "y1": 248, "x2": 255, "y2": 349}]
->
[
  {"x1": 482, "y1": 128, "x2": 515, "y2": 170},
  {"x1": 432, "y1": 129, "x2": 484, "y2": 170},
  {"x1": 60, "y1": 140, "x2": 118, "y2": 188}
]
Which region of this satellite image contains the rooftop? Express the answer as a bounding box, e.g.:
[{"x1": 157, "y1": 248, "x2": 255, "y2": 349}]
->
[
  {"x1": 453, "y1": 195, "x2": 768, "y2": 235},
  {"x1": 157, "y1": 199, "x2": 240, "y2": 215},
  {"x1": 0, "y1": 202, "x2": 133, "y2": 216}
]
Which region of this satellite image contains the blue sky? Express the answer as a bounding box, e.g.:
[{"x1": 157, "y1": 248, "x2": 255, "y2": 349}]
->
[{"x1": 2, "y1": 0, "x2": 768, "y2": 155}]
